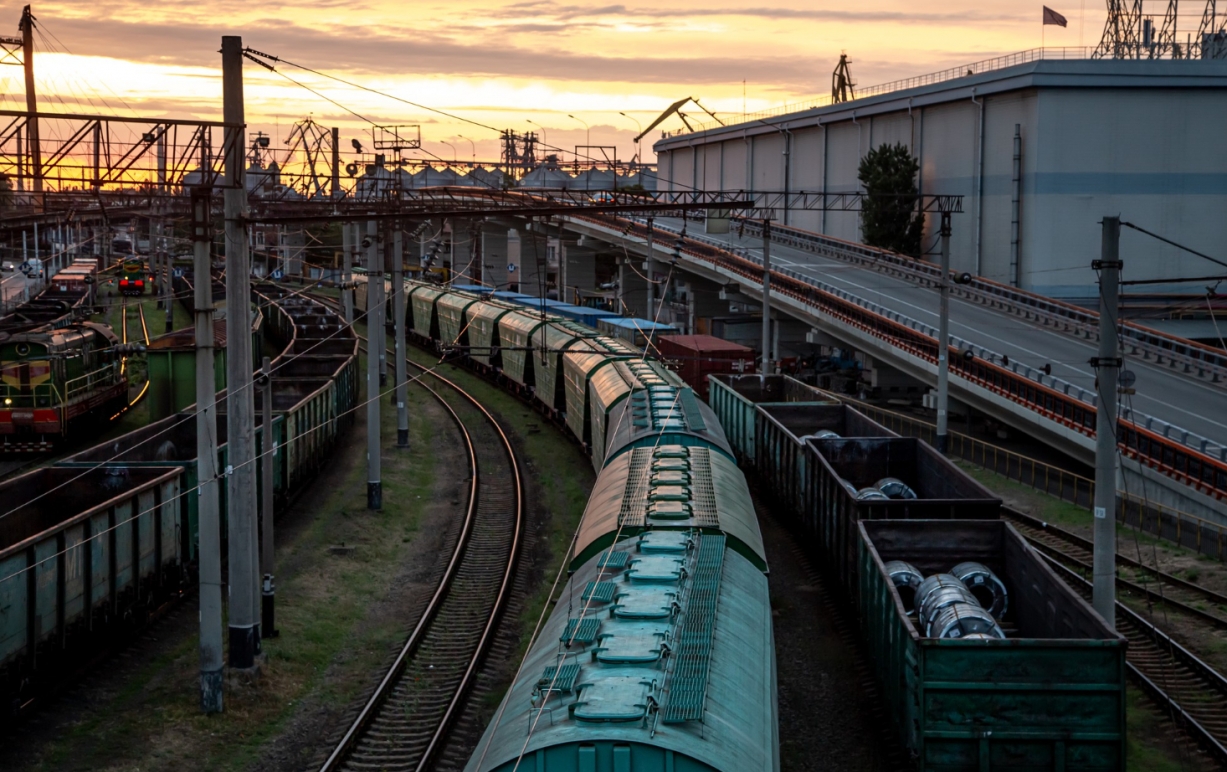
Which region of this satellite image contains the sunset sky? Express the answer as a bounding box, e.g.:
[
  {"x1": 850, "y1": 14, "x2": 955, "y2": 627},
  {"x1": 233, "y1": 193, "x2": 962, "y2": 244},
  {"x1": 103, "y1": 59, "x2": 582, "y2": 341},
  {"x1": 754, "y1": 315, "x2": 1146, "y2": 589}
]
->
[{"x1": 3, "y1": 1, "x2": 1104, "y2": 167}]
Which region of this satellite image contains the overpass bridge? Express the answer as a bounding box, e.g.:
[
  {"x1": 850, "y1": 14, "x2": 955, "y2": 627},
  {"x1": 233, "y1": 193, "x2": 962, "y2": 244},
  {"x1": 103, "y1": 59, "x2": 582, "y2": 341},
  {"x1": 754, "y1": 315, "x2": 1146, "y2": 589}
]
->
[
  {"x1": 3, "y1": 100, "x2": 1222, "y2": 521},
  {"x1": 554, "y1": 211, "x2": 1227, "y2": 522}
]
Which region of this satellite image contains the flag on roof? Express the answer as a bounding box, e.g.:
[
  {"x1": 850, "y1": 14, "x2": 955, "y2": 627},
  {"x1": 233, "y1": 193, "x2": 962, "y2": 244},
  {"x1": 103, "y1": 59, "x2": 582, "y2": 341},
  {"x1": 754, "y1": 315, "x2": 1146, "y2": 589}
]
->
[{"x1": 1043, "y1": 6, "x2": 1068, "y2": 26}]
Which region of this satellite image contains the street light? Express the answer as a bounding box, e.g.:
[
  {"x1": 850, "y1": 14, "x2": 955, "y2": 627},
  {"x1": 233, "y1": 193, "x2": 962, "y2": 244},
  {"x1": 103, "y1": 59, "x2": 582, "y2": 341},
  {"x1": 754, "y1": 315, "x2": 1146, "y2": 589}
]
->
[
  {"x1": 567, "y1": 114, "x2": 590, "y2": 162},
  {"x1": 526, "y1": 120, "x2": 547, "y2": 146},
  {"x1": 620, "y1": 111, "x2": 642, "y2": 165},
  {"x1": 439, "y1": 140, "x2": 457, "y2": 165},
  {"x1": 457, "y1": 134, "x2": 476, "y2": 165}
]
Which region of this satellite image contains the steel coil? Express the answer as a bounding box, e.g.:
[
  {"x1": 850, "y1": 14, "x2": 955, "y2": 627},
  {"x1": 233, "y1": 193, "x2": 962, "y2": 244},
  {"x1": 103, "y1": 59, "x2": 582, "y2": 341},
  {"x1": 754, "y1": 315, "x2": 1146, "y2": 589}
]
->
[
  {"x1": 883, "y1": 560, "x2": 924, "y2": 614},
  {"x1": 929, "y1": 602, "x2": 1006, "y2": 640},
  {"x1": 951, "y1": 561, "x2": 1009, "y2": 619},
  {"x1": 875, "y1": 476, "x2": 918, "y2": 500}
]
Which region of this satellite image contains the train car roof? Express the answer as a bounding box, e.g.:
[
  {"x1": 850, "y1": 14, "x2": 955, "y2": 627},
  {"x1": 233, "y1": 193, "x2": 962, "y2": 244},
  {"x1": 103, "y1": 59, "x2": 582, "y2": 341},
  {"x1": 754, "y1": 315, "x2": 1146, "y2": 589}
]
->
[
  {"x1": 572, "y1": 444, "x2": 766, "y2": 573},
  {"x1": 601, "y1": 384, "x2": 734, "y2": 466},
  {"x1": 465, "y1": 531, "x2": 776, "y2": 772}
]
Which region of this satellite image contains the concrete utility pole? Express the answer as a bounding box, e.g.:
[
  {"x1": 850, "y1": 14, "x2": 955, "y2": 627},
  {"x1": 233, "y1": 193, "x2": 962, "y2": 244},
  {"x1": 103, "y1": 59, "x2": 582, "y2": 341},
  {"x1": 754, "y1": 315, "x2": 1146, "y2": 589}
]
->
[
  {"x1": 761, "y1": 218, "x2": 772, "y2": 376},
  {"x1": 222, "y1": 35, "x2": 260, "y2": 668},
  {"x1": 366, "y1": 220, "x2": 383, "y2": 509},
  {"x1": 159, "y1": 132, "x2": 173, "y2": 333},
  {"x1": 260, "y1": 355, "x2": 277, "y2": 639},
  {"x1": 192, "y1": 188, "x2": 223, "y2": 713},
  {"x1": 374, "y1": 222, "x2": 387, "y2": 388},
  {"x1": 330, "y1": 127, "x2": 341, "y2": 200},
  {"x1": 20, "y1": 5, "x2": 41, "y2": 194},
  {"x1": 644, "y1": 218, "x2": 655, "y2": 319},
  {"x1": 342, "y1": 223, "x2": 354, "y2": 325},
  {"x1": 1092, "y1": 216, "x2": 1121, "y2": 628},
  {"x1": 393, "y1": 225, "x2": 409, "y2": 448},
  {"x1": 936, "y1": 213, "x2": 952, "y2": 454}
]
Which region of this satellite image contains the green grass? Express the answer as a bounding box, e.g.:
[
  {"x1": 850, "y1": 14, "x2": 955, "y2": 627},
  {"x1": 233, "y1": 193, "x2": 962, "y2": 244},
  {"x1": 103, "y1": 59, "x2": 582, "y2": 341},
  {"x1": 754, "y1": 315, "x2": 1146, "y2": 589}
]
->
[
  {"x1": 1125, "y1": 686, "x2": 1196, "y2": 772},
  {"x1": 24, "y1": 344, "x2": 439, "y2": 772}
]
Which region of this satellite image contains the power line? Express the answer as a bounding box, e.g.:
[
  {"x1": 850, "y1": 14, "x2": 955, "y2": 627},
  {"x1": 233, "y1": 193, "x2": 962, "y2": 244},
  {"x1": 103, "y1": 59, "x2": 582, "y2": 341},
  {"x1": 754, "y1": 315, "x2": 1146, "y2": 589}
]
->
[
  {"x1": 1122, "y1": 220, "x2": 1227, "y2": 270},
  {"x1": 242, "y1": 48, "x2": 501, "y2": 134}
]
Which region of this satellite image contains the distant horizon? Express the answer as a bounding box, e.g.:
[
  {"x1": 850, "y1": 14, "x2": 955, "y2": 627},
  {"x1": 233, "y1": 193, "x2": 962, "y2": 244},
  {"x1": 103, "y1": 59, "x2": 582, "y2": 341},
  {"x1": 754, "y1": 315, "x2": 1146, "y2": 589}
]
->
[{"x1": 9, "y1": 1, "x2": 1110, "y2": 166}]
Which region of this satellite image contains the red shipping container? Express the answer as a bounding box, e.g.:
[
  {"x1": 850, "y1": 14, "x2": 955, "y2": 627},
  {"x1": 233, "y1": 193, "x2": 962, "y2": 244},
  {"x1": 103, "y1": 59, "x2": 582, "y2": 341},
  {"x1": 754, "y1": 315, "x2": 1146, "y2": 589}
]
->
[{"x1": 657, "y1": 334, "x2": 756, "y2": 400}]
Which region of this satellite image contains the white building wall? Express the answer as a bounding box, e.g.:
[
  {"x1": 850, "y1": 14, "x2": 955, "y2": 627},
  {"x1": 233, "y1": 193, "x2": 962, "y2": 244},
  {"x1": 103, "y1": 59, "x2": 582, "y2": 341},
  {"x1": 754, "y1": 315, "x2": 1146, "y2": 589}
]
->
[
  {"x1": 654, "y1": 61, "x2": 1227, "y2": 298},
  {"x1": 721, "y1": 138, "x2": 749, "y2": 189},
  {"x1": 1026, "y1": 88, "x2": 1227, "y2": 296},
  {"x1": 979, "y1": 92, "x2": 1038, "y2": 285}
]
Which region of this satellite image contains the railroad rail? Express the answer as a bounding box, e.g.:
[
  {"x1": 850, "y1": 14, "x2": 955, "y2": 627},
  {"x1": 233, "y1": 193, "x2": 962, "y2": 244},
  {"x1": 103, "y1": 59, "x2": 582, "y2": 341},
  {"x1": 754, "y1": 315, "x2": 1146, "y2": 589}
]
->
[
  {"x1": 1045, "y1": 558, "x2": 1227, "y2": 768},
  {"x1": 1003, "y1": 508, "x2": 1227, "y2": 630},
  {"x1": 319, "y1": 326, "x2": 523, "y2": 772},
  {"x1": 572, "y1": 213, "x2": 1227, "y2": 503}
]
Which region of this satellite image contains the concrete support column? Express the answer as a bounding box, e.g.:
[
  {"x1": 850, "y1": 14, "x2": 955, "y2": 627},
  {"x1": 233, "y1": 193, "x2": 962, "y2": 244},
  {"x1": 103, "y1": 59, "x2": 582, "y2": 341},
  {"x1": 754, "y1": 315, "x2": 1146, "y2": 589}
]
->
[{"x1": 221, "y1": 34, "x2": 260, "y2": 669}]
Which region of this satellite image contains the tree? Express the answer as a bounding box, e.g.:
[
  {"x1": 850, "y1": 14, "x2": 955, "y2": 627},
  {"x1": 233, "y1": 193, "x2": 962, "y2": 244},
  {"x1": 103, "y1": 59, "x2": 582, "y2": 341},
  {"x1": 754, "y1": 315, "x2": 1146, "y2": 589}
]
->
[{"x1": 857, "y1": 143, "x2": 924, "y2": 257}]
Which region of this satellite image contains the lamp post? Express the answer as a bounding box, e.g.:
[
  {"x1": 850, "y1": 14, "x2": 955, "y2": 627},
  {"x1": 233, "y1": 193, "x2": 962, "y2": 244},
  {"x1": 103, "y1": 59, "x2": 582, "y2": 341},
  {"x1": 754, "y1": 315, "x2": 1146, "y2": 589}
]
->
[
  {"x1": 440, "y1": 140, "x2": 457, "y2": 165},
  {"x1": 457, "y1": 134, "x2": 476, "y2": 165},
  {"x1": 567, "y1": 114, "x2": 590, "y2": 162},
  {"x1": 526, "y1": 120, "x2": 547, "y2": 147},
  {"x1": 619, "y1": 111, "x2": 642, "y2": 165}
]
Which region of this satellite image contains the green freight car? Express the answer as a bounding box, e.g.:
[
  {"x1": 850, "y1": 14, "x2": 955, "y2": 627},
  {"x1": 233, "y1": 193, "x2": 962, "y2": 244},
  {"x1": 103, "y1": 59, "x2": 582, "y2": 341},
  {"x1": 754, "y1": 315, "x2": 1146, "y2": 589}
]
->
[
  {"x1": 858, "y1": 520, "x2": 1126, "y2": 771},
  {"x1": 707, "y1": 374, "x2": 837, "y2": 469}
]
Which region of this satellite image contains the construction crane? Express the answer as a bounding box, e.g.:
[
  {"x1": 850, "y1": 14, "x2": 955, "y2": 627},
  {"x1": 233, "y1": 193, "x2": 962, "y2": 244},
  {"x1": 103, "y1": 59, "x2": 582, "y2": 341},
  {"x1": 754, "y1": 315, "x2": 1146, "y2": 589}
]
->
[
  {"x1": 633, "y1": 97, "x2": 724, "y2": 142},
  {"x1": 832, "y1": 53, "x2": 855, "y2": 103},
  {"x1": 282, "y1": 118, "x2": 336, "y2": 199}
]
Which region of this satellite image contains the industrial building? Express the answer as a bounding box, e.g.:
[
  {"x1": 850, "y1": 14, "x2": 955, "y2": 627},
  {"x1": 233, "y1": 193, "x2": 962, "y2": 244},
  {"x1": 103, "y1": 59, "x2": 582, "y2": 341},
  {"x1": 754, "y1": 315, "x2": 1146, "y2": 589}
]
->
[{"x1": 654, "y1": 56, "x2": 1227, "y2": 300}]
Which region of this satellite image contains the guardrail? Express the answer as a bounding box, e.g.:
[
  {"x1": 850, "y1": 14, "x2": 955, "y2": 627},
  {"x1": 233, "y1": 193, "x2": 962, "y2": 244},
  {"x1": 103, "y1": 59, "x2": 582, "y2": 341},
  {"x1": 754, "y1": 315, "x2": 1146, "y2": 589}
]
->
[
  {"x1": 656, "y1": 217, "x2": 1227, "y2": 464},
  {"x1": 572, "y1": 213, "x2": 1227, "y2": 503},
  {"x1": 735, "y1": 218, "x2": 1227, "y2": 383},
  {"x1": 666, "y1": 48, "x2": 1094, "y2": 137},
  {"x1": 843, "y1": 397, "x2": 1227, "y2": 562}
]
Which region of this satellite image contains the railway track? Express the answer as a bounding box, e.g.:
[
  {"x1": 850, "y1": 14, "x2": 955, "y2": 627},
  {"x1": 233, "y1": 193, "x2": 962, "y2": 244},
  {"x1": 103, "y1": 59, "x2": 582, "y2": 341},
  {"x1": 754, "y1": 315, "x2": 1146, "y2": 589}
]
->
[
  {"x1": 320, "y1": 325, "x2": 523, "y2": 772},
  {"x1": 1001, "y1": 510, "x2": 1227, "y2": 766},
  {"x1": 1044, "y1": 558, "x2": 1227, "y2": 769},
  {"x1": 1003, "y1": 508, "x2": 1227, "y2": 630}
]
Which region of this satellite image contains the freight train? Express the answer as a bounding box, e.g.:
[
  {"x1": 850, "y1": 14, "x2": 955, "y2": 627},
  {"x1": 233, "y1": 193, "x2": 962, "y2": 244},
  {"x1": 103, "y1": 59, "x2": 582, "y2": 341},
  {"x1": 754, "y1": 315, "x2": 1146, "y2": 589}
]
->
[
  {"x1": 0, "y1": 283, "x2": 359, "y2": 710},
  {"x1": 379, "y1": 280, "x2": 1126, "y2": 772},
  {"x1": 361, "y1": 280, "x2": 778, "y2": 771}
]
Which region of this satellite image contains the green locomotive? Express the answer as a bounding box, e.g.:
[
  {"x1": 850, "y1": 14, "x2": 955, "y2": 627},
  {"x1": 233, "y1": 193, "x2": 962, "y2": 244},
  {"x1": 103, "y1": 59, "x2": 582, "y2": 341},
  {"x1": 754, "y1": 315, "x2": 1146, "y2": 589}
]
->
[{"x1": 0, "y1": 321, "x2": 128, "y2": 452}]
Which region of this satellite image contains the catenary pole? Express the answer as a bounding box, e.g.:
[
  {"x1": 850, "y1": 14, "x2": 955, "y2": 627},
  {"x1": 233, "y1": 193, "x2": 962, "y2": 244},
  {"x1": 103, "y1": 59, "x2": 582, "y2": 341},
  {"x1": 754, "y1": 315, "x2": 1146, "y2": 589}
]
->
[
  {"x1": 366, "y1": 220, "x2": 383, "y2": 509},
  {"x1": 222, "y1": 35, "x2": 260, "y2": 667},
  {"x1": 1093, "y1": 216, "x2": 1121, "y2": 628},
  {"x1": 159, "y1": 132, "x2": 173, "y2": 332},
  {"x1": 936, "y1": 212, "x2": 952, "y2": 454},
  {"x1": 341, "y1": 223, "x2": 354, "y2": 325},
  {"x1": 192, "y1": 187, "x2": 223, "y2": 713},
  {"x1": 644, "y1": 218, "x2": 655, "y2": 318},
  {"x1": 393, "y1": 224, "x2": 409, "y2": 447},
  {"x1": 377, "y1": 223, "x2": 388, "y2": 388},
  {"x1": 761, "y1": 218, "x2": 772, "y2": 376},
  {"x1": 261, "y1": 355, "x2": 277, "y2": 639}
]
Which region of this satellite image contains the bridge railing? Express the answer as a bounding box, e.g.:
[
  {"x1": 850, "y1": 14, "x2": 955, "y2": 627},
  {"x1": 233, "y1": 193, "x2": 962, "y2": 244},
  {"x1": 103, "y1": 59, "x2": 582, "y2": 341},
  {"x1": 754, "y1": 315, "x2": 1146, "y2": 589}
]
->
[
  {"x1": 571, "y1": 212, "x2": 1227, "y2": 503},
  {"x1": 733, "y1": 218, "x2": 1227, "y2": 384},
  {"x1": 661, "y1": 216, "x2": 1227, "y2": 463}
]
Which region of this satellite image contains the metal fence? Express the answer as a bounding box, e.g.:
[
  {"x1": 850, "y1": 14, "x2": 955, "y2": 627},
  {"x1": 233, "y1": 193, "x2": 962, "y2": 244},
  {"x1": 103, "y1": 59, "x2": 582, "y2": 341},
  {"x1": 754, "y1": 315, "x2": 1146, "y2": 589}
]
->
[
  {"x1": 844, "y1": 397, "x2": 1227, "y2": 562},
  {"x1": 669, "y1": 47, "x2": 1092, "y2": 136}
]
